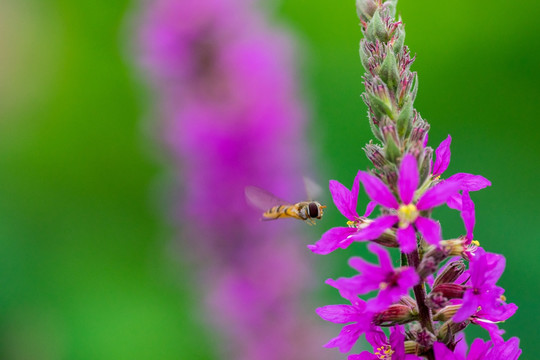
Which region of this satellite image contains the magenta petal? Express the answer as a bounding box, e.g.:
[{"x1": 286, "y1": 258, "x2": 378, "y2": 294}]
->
[
  {"x1": 447, "y1": 193, "x2": 462, "y2": 211},
  {"x1": 453, "y1": 290, "x2": 479, "y2": 322},
  {"x1": 347, "y1": 215, "x2": 398, "y2": 242},
  {"x1": 415, "y1": 216, "x2": 441, "y2": 246},
  {"x1": 461, "y1": 191, "x2": 475, "y2": 241},
  {"x1": 476, "y1": 320, "x2": 505, "y2": 344},
  {"x1": 389, "y1": 326, "x2": 407, "y2": 359},
  {"x1": 329, "y1": 178, "x2": 358, "y2": 221},
  {"x1": 367, "y1": 243, "x2": 393, "y2": 271},
  {"x1": 364, "y1": 201, "x2": 377, "y2": 217},
  {"x1": 487, "y1": 337, "x2": 522, "y2": 359},
  {"x1": 308, "y1": 227, "x2": 359, "y2": 255},
  {"x1": 433, "y1": 342, "x2": 458, "y2": 360},
  {"x1": 446, "y1": 173, "x2": 491, "y2": 191},
  {"x1": 316, "y1": 304, "x2": 363, "y2": 324},
  {"x1": 416, "y1": 180, "x2": 461, "y2": 210},
  {"x1": 433, "y1": 135, "x2": 452, "y2": 177},
  {"x1": 397, "y1": 225, "x2": 417, "y2": 253},
  {"x1": 467, "y1": 338, "x2": 491, "y2": 359},
  {"x1": 398, "y1": 154, "x2": 419, "y2": 204},
  {"x1": 324, "y1": 323, "x2": 363, "y2": 353},
  {"x1": 358, "y1": 172, "x2": 399, "y2": 209}
]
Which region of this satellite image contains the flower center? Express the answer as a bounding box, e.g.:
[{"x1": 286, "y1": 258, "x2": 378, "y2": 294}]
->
[
  {"x1": 380, "y1": 271, "x2": 400, "y2": 290},
  {"x1": 398, "y1": 203, "x2": 419, "y2": 228},
  {"x1": 375, "y1": 345, "x2": 394, "y2": 359}
]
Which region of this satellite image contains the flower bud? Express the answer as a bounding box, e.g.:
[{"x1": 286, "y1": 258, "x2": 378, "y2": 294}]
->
[
  {"x1": 433, "y1": 305, "x2": 461, "y2": 322},
  {"x1": 374, "y1": 303, "x2": 418, "y2": 326},
  {"x1": 356, "y1": 0, "x2": 379, "y2": 23},
  {"x1": 433, "y1": 260, "x2": 466, "y2": 288},
  {"x1": 366, "y1": 91, "x2": 393, "y2": 119},
  {"x1": 367, "y1": 10, "x2": 389, "y2": 42},
  {"x1": 391, "y1": 27, "x2": 405, "y2": 55},
  {"x1": 417, "y1": 247, "x2": 447, "y2": 279},
  {"x1": 405, "y1": 341, "x2": 420, "y2": 355},
  {"x1": 437, "y1": 320, "x2": 469, "y2": 344},
  {"x1": 419, "y1": 147, "x2": 432, "y2": 183},
  {"x1": 396, "y1": 99, "x2": 413, "y2": 138},
  {"x1": 379, "y1": 50, "x2": 400, "y2": 90},
  {"x1": 399, "y1": 296, "x2": 417, "y2": 309},
  {"x1": 384, "y1": 135, "x2": 400, "y2": 163},
  {"x1": 364, "y1": 143, "x2": 389, "y2": 169},
  {"x1": 431, "y1": 283, "x2": 466, "y2": 299}
]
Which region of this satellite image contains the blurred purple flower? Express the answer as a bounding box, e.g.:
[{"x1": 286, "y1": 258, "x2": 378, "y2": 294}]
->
[{"x1": 136, "y1": 0, "x2": 331, "y2": 359}]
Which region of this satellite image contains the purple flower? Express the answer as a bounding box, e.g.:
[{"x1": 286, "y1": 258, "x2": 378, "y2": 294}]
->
[
  {"x1": 316, "y1": 299, "x2": 378, "y2": 353},
  {"x1": 433, "y1": 337, "x2": 521, "y2": 360},
  {"x1": 349, "y1": 154, "x2": 461, "y2": 253},
  {"x1": 348, "y1": 326, "x2": 422, "y2": 360},
  {"x1": 308, "y1": 172, "x2": 374, "y2": 255},
  {"x1": 453, "y1": 250, "x2": 517, "y2": 324},
  {"x1": 326, "y1": 243, "x2": 419, "y2": 311}
]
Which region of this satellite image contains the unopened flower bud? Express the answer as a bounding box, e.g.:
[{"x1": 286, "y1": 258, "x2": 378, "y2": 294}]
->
[
  {"x1": 356, "y1": 0, "x2": 379, "y2": 23},
  {"x1": 396, "y1": 100, "x2": 413, "y2": 138},
  {"x1": 374, "y1": 303, "x2": 418, "y2": 326},
  {"x1": 438, "y1": 320, "x2": 470, "y2": 344},
  {"x1": 399, "y1": 296, "x2": 417, "y2": 309},
  {"x1": 419, "y1": 147, "x2": 432, "y2": 183},
  {"x1": 431, "y1": 283, "x2": 466, "y2": 299},
  {"x1": 405, "y1": 341, "x2": 420, "y2": 355},
  {"x1": 433, "y1": 260, "x2": 466, "y2": 288},
  {"x1": 379, "y1": 51, "x2": 400, "y2": 90},
  {"x1": 417, "y1": 247, "x2": 447, "y2": 279},
  {"x1": 367, "y1": 10, "x2": 389, "y2": 42},
  {"x1": 365, "y1": 143, "x2": 389, "y2": 169},
  {"x1": 433, "y1": 305, "x2": 461, "y2": 322}
]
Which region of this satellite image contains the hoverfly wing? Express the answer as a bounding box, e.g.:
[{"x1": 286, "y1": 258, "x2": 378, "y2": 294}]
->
[
  {"x1": 244, "y1": 186, "x2": 292, "y2": 212},
  {"x1": 303, "y1": 176, "x2": 323, "y2": 201}
]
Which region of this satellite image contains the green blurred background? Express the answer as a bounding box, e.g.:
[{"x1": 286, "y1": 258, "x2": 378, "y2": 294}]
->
[{"x1": 0, "y1": 0, "x2": 537, "y2": 358}]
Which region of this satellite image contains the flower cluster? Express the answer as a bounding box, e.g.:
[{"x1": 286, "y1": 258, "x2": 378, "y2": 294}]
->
[
  {"x1": 311, "y1": 0, "x2": 521, "y2": 358},
  {"x1": 136, "y1": 0, "x2": 332, "y2": 359}
]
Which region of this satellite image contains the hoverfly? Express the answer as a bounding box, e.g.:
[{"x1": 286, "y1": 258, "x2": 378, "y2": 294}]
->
[{"x1": 245, "y1": 177, "x2": 326, "y2": 225}]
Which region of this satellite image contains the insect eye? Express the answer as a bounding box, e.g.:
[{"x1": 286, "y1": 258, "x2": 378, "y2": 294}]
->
[{"x1": 308, "y1": 203, "x2": 319, "y2": 218}]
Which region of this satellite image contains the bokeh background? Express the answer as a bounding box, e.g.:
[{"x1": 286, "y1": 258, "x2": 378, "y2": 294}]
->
[{"x1": 0, "y1": 0, "x2": 538, "y2": 359}]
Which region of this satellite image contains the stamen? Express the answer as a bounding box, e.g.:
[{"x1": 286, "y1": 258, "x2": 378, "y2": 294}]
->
[{"x1": 398, "y1": 203, "x2": 419, "y2": 227}]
